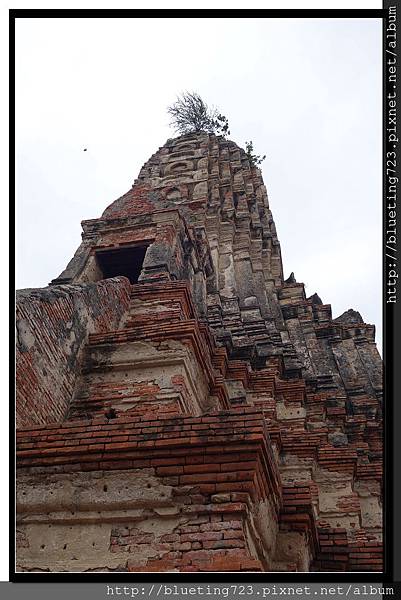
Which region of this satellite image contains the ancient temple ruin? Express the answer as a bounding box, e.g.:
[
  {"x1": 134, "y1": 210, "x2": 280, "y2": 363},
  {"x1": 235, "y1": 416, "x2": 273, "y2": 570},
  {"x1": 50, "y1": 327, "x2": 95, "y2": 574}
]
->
[{"x1": 16, "y1": 132, "x2": 383, "y2": 572}]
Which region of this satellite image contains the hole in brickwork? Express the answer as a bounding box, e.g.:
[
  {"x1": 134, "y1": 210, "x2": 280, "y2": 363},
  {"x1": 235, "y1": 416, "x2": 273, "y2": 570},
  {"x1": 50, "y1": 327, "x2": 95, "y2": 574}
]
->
[
  {"x1": 63, "y1": 544, "x2": 67, "y2": 550},
  {"x1": 105, "y1": 407, "x2": 117, "y2": 420},
  {"x1": 96, "y1": 244, "x2": 149, "y2": 284},
  {"x1": 103, "y1": 485, "x2": 108, "y2": 492}
]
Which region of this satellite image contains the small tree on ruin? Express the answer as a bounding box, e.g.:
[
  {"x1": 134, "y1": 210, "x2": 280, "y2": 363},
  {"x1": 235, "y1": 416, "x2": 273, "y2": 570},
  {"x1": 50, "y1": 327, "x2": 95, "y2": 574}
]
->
[
  {"x1": 245, "y1": 140, "x2": 266, "y2": 167},
  {"x1": 167, "y1": 92, "x2": 230, "y2": 136}
]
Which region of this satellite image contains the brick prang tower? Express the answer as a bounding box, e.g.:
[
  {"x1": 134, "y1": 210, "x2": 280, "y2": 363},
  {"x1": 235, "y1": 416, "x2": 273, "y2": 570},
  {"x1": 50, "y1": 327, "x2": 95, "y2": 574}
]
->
[{"x1": 16, "y1": 132, "x2": 383, "y2": 572}]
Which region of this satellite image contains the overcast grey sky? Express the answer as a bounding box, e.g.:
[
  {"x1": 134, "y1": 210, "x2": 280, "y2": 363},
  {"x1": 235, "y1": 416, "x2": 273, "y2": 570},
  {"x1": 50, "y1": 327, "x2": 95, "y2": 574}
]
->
[{"x1": 15, "y1": 17, "x2": 382, "y2": 351}]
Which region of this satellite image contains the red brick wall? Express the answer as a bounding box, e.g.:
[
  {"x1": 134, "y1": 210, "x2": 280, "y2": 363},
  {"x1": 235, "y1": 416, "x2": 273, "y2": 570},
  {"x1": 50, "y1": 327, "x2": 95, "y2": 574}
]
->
[{"x1": 16, "y1": 277, "x2": 131, "y2": 427}]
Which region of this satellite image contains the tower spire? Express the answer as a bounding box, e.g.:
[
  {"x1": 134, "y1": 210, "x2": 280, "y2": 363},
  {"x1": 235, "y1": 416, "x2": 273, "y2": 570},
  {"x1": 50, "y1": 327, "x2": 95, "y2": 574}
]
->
[{"x1": 16, "y1": 132, "x2": 383, "y2": 573}]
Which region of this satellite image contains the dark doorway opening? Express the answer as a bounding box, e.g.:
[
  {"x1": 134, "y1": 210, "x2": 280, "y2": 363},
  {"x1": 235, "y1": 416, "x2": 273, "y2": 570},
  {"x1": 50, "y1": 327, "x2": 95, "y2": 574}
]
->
[{"x1": 96, "y1": 245, "x2": 148, "y2": 284}]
